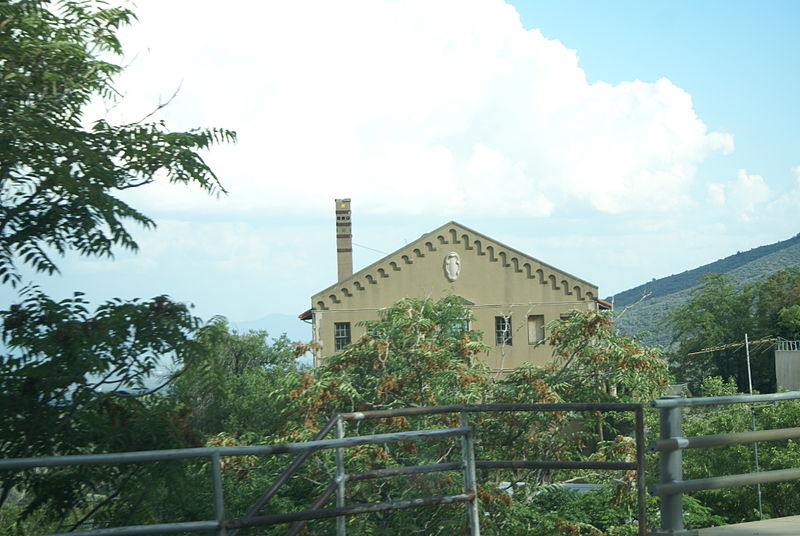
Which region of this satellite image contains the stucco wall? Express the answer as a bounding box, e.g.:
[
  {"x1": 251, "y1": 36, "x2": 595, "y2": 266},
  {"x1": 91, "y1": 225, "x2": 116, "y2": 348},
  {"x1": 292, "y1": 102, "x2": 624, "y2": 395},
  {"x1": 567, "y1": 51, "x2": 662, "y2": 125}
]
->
[{"x1": 310, "y1": 222, "x2": 599, "y2": 372}]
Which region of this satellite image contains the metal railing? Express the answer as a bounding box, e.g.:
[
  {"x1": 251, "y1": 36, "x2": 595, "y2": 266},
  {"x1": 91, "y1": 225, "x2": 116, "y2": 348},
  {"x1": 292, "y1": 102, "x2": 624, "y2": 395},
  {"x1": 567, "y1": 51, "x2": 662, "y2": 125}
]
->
[
  {"x1": 211, "y1": 403, "x2": 648, "y2": 536},
  {"x1": 648, "y1": 391, "x2": 800, "y2": 536},
  {"x1": 0, "y1": 427, "x2": 470, "y2": 536},
  {"x1": 776, "y1": 339, "x2": 800, "y2": 352},
  {"x1": 1, "y1": 402, "x2": 648, "y2": 536}
]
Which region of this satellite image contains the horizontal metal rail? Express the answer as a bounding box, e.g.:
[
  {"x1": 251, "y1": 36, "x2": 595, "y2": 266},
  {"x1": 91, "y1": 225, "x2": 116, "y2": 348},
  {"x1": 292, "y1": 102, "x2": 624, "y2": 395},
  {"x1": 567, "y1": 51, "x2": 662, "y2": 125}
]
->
[
  {"x1": 476, "y1": 460, "x2": 638, "y2": 471},
  {"x1": 41, "y1": 520, "x2": 219, "y2": 536},
  {"x1": 14, "y1": 403, "x2": 649, "y2": 536},
  {"x1": 649, "y1": 427, "x2": 800, "y2": 452},
  {"x1": 341, "y1": 402, "x2": 641, "y2": 421},
  {"x1": 348, "y1": 462, "x2": 464, "y2": 482},
  {"x1": 0, "y1": 428, "x2": 469, "y2": 471},
  {"x1": 651, "y1": 391, "x2": 800, "y2": 409},
  {"x1": 651, "y1": 467, "x2": 800, "y2": 496},
  {"x1": 651, "y1": 392, "x2": 800, "y2": 534},
  {"x1": 226, "y1": 492, "x2": 474, "y2": 528}
]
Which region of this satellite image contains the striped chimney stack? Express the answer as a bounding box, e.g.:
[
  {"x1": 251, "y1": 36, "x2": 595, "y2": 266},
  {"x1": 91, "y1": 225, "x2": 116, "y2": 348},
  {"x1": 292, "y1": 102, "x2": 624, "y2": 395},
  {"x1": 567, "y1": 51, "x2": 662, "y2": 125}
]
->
[{"x1": 335, "y1": 198, "x2": 353, "y2": 282}]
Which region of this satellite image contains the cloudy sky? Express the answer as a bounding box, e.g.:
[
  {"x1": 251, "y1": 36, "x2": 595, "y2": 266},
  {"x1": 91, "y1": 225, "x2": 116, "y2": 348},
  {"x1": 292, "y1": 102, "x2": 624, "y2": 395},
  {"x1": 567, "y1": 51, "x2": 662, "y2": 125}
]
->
[{"x1": 23, "y1": 0, "x2": 800, "y2": 336}]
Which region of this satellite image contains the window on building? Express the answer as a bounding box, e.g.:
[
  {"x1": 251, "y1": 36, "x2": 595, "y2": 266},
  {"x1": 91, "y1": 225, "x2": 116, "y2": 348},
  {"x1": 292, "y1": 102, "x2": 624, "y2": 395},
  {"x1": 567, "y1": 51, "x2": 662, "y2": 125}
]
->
[
  {"x1": 528, "y1": 314, "x2": 545, "y2": 344},
  {"x1": 334, "y1": 322, "x2": 351, "y2": 350},
  {"x1": 445, "y1": 318, "x2": 469, "y2": 338},
  {"x1": 495, "y1": 315, "x2": 512, "y2": 346}
]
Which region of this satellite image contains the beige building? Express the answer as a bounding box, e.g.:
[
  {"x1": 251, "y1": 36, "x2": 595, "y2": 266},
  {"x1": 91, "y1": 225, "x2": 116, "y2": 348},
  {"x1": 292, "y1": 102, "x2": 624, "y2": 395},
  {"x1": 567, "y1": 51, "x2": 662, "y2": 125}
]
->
[{"x1": 300, "y1": 199, "x2": 607, "y2": 372}]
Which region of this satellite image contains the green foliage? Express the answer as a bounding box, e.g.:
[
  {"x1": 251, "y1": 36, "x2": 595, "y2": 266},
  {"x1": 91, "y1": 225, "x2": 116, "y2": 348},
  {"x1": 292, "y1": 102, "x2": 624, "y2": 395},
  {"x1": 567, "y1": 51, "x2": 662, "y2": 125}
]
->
[
  {"x1": 293, "y1": 295, "x2": 491, "y2": 422},
  {"x1": 269, "y1": 304, "x2": 670, "y2": 535},
  {"x1": 0, "y1": 0, "x2": 235, "y2": 286},
  {"x1": 752, "y1": 268, "x2": 800, "y2": 340},
  {"x1": 0, "y1": 286, "x2": 203, "y2": 514},
  {"x1": 680, "y1": 377, "x2": 800, "y2": 525},
  {"x1": 666, "y1": 274, "x2": 755, "y2": 391},
  {"x1": 666, "y1": 269, "x2": 800, "y2": 392},
  {"x1": 171, "y1": 318, "x2": 304, "y2": 440},
  {"x1": 543, "y1": 310, "x2": 670, "y2": 403},
  {"x1": 480, "y1": 485, "x2": 723, "y2": 536},
  {"x1": 276, "y1": 297, "x2": 489, "y2": 535},
  {"x1": 613, "y1": 238, "x2": 800, "y2": 347},
  {"x1": 0, "y1": 0, "x2": 235, "y2": 530}
]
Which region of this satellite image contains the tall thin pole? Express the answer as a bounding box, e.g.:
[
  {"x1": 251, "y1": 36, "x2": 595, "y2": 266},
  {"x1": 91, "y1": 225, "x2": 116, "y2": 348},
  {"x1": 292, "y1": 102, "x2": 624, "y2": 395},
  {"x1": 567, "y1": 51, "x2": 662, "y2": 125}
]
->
[
  {"x1": 744, "y1": 333, "x2": 764, "y2": 520},
  {"x1": 335, "y1": 416, "x2": 347, "y2": 535}
]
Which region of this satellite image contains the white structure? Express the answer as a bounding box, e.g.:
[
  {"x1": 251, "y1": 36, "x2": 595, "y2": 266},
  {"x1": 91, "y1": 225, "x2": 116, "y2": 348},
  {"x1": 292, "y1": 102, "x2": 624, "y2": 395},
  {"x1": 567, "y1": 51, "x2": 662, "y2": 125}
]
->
[{"x1": 775, "y1": 340, "x2": 800, "y2": 391}]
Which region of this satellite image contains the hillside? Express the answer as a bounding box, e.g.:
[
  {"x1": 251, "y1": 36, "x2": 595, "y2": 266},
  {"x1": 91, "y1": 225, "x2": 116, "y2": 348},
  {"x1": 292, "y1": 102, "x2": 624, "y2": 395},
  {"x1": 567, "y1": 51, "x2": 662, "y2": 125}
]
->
[{"x1": 611, "y1": 233, "x2": 800, "y2": 347}]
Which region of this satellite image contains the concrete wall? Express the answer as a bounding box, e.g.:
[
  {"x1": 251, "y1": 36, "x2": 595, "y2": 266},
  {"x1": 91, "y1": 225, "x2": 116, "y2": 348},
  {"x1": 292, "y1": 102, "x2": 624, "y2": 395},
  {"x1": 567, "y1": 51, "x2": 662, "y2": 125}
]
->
[{"x1": 775, "y1": 350, "x2": 800, "y2": 391}]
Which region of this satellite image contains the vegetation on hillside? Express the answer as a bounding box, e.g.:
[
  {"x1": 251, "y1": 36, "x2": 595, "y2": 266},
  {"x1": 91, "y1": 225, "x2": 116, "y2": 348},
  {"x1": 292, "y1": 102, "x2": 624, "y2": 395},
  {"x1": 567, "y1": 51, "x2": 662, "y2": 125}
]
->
[
  {"x1": 613, "y1": 240, "x2": 800, "y2": 347},
  {"x1": 666, "y1": 269, "x2": 800, "y2": 393},
  {"x1": 610, "y1": 234, "x2": 800, "y2": 310}
]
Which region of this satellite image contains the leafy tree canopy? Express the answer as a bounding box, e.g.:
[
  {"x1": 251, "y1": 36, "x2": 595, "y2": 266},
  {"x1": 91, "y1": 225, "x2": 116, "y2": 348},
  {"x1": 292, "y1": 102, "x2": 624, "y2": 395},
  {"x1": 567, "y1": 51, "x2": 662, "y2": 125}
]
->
[
  {"x1": 0, "y1": 0, "x2": 235, "y2": 523},
  {"x1": 667, "y1": 269, "x2": 800, "y2": 392},
  {"x1": 170, "y1": 318, "x2": 304, "y2": 440},
  {"x1": 0, "y1": 0, "x2": 235, "y2": 286}
]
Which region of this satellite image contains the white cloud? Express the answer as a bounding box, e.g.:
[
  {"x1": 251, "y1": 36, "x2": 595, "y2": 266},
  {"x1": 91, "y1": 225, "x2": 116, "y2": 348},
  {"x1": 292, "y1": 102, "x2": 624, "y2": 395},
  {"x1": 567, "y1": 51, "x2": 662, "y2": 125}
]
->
[
  {"x1": 727, "y1": 169, "x2": 771, "y2": 221},
  {"x1": 106, "y1": 0, "x2": 732, "y2": 218},
  {"x1": 707, "y1": 183, "x2": 726, "y2": 206}
]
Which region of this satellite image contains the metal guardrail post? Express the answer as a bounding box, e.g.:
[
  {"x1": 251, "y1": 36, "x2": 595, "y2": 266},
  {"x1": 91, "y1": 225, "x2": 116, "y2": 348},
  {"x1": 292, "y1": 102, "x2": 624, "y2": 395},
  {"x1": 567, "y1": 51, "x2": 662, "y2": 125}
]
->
[
  {"x1": 335, "y1": 415, "x2": 347, "y2": 536},
  {"x1": 634, "y1": 406, "x2": 646, "y2": 536},
  {"x1": 460, "y1": 412, "x2": 480, "y2": 536},
  {"x1": 211, "y1": 452, "x2": 226, "y2": 536},
  {"x1": 655, "y1": 396, "x2": 696, "y2": 536}
]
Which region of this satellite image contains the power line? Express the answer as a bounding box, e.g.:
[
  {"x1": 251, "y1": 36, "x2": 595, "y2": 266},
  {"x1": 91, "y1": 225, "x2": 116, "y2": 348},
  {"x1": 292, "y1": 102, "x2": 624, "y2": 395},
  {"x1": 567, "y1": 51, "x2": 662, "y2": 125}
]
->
[
  {"x1": 352, "y1": 242, "x2": 388, "y2": 255},
  {"x1": 686, "y1": 337, "x2": 780, "y2": 356}
]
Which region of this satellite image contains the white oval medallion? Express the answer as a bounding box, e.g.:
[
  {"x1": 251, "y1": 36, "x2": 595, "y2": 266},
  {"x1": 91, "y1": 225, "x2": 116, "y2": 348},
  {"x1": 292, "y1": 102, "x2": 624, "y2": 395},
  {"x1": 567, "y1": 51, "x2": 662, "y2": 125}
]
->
[{"x1": 444, "y1": 252, "x2": 461, "y2": 282}]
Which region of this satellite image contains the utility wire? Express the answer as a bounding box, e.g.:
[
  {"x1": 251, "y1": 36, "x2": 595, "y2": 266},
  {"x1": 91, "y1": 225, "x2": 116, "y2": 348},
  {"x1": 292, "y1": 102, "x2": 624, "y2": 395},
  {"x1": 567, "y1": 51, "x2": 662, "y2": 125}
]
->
[
  {"x1": 686, "y1": 337, "x2": 779, "y2": 356},
  {"x1": 352, "y1": 242, "x2": 388, "y2": 255}
]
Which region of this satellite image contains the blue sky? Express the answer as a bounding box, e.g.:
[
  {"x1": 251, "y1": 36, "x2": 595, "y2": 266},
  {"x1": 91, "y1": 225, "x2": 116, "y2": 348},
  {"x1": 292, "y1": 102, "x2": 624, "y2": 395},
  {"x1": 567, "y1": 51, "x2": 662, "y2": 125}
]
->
[
  {"x1": 7, "y1": 0, "x2": 799, "y2": 339},
  {"x1": 513, "y1": 1, "x2": 800, "y2": 186}
]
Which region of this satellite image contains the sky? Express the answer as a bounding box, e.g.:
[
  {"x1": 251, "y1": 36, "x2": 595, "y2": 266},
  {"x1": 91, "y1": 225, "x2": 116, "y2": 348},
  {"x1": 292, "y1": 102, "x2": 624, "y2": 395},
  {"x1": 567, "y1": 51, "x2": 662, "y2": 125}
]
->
[{"x1": 15, "y1": 0, "x2": 800, "y2": 338}]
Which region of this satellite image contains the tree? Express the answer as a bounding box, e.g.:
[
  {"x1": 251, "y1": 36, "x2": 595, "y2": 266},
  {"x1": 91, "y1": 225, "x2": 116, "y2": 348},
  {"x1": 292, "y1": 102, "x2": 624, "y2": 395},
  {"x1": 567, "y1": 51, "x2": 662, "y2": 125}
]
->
[
  {"x1": 666, "y1": 274, "x2": 756, "y2": 391},
  {"x1": 170, "y1": 318, "x2": 303, "y2": 440},
  {"x1": 291, "y1": 295, "x2": 490, "y2": 424},
  {"x1": 0, "y1": 0, "x2": 235, "y2": 286},
  {"x1": 0, "y1": 0, "x2": 234, "y2": 527},
  {"x1": 667, "y1": 270, "x2": 800, "y2": 393},
  {"x1": 751, "y1": 268, "x2": 800, "y2": 340},
  {"x1": 279, "y1": 296, "x2": 491, "y2": 534},
  {"x1": 543, "y1": 309, "x2": 670, "y2": 403},
  {"x1": 276, "y1": 304, "x2": 669, "y2": 535}
]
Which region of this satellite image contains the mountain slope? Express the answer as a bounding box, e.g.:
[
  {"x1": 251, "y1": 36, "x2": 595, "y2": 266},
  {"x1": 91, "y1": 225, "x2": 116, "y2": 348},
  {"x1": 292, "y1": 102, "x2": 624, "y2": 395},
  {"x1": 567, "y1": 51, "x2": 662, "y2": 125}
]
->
[{"x1": 611, "y1": 233, "x2": 800, "y2": 347}]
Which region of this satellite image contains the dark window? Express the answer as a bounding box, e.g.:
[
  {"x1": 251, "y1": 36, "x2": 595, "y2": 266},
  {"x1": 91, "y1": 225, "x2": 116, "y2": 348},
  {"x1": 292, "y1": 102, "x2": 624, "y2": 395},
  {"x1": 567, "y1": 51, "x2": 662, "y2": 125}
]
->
[
  {"x1": 444, "y1": 318, "x2": 469, "y2": 339},
  {"x1": 451, "y1": 319, "x2": 469, "y2": 333},
  {"x1": 495, "y1": 316, "x2": 512, "y2": 346},
  {"x1": 334, "y1": 322, "x2": 351, "y2": 350}
]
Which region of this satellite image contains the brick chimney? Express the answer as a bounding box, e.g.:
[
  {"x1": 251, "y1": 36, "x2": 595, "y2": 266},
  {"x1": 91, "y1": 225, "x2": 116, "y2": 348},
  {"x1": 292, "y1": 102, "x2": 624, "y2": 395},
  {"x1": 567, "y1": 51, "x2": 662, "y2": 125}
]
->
[{"x1": 335, "y1": 198, "x2": 353, "y2": 282}]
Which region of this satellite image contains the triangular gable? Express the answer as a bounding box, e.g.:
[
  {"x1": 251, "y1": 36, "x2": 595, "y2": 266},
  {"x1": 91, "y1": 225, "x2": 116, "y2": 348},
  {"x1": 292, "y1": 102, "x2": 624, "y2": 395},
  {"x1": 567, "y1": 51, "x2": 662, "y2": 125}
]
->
[{"x1": 311, "y1": 221, "x2": 597, "y2": 311}]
